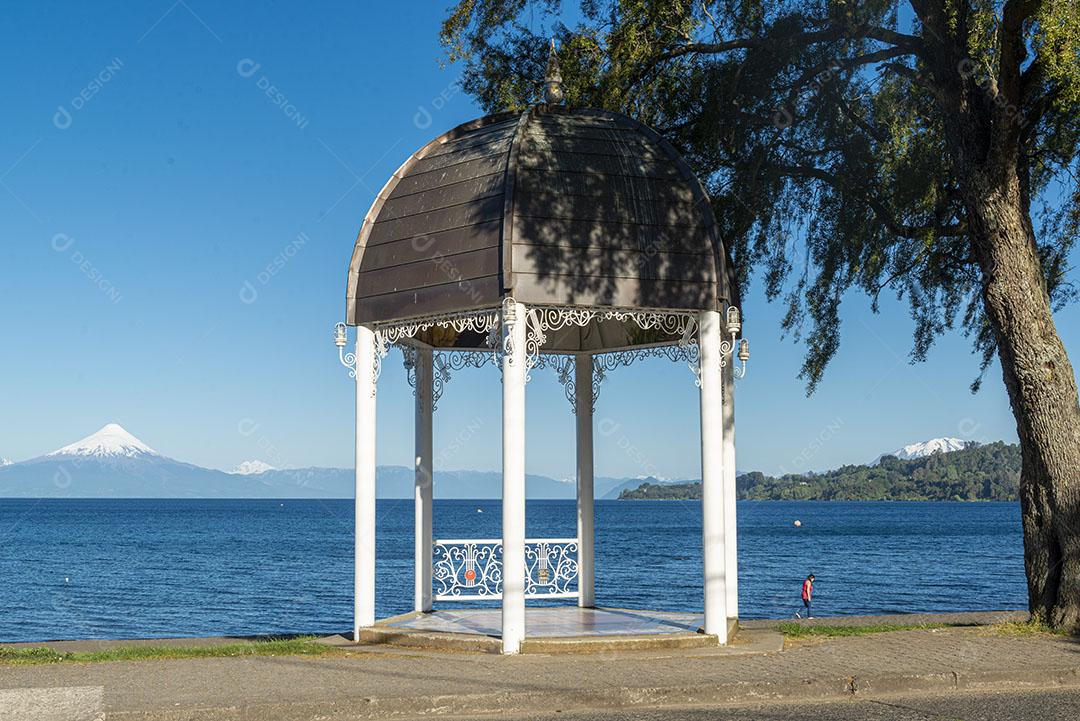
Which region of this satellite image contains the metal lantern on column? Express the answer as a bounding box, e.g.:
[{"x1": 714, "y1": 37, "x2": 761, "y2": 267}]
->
[
  {"x1": 334, "y1": 322, "x2": 357, "y2": 378},
  {"x1": 725, "y1": 306, "x2": 741, "y2": 335},
  {"x1": 719, "y1": 307, "x2": 750, "y2": 378}
]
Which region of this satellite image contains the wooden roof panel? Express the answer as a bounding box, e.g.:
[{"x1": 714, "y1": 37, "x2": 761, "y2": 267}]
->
[
  {"x1": 346, "y1": 106, "x2": 733, "y2": 327},
  {"x1": 518, "y1": 132, "x2": 665, "y2": 161},
  {"x1": 511, "y1": 245, "x2": 717, "y2": 284},
  {"x1": 356, "y1": 247, "x2": 500, "y2": 297},
  {"x1": 391, "y1": 155, "x2": 508, "y2": 197},
  {"x1": 515, "y1": 168, "x2": 698, "y2": 205},
  {"x1": 425, "y1": 120, "x2": 520, "y2": 157},
  {"x1": 380, "y1": 172, "x2": 504, "y2": 221},
  {"x1": 359, "y1": 220, "x2": 502, "y2": 269},
  {"x1": 410, "y1": 136, "x2": 512, "y2": 175},
  {"x1": 512, "y1": 272, "x2": 717, "y2": 310},
  {"x1": 514, "y1": 190, "x2": 709, "y2": 227},
  {"x1": 367, "y1": 195, "x2": 505, "y2": 246},
  {"x1": 509, "y1": 217, "x2": 714, "y2": 254},
  {"x1": 351, "y1": 275, "x2": 503, "y2": 324},
  {"x1": 516, "y1": 149, "x2": 683, "y2": 179}
]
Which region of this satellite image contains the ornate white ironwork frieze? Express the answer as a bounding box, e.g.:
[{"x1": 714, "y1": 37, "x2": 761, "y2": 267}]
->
[
  {"x1": 433, "y1": 351, "x2": 494, "y2": 409},
  {"x1": 366, "y1": 308, "x2": 501, "y2": 397},
  {"x1": 432, "y1": 538, "x2": 580, "y2": 601},
  {"x1": 525, "y1": 304, "x2": 703, "y2": 389},
  {"x1": 401, "y1": 346, "x2": 418, "y2": 389},
  {"x1": 592, "y1": 342, "x2": 702, "y2": 394},
  {"x1": 372, "y1": 307, "x2": 501, "y2": 347},
  {"x1": 341, "y1": 301, "x2": 746, "y2": 401},
  {"x1": 534, "y1": 354, "x2": 578, "y2": 411},
  {"x1": 403, "y1": 348, "x2": 493, "y2": 412},
  {"x1": 529, "y1": 345, "x2": 703, "y2": 415}
]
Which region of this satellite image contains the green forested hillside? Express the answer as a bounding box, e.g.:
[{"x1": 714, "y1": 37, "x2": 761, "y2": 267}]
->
[{"x1": 618, "y1": 442, "x2": 1020, "y2": 501}]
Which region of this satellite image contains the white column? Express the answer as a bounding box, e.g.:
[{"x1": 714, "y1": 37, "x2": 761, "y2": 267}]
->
[
  {"x1": 501, "y1": 301, "x2": 527, "y2": 654},
  {"x1": 575, "y1": 353, "x2": 595, "y2": 608},
  {"x1": 354, "y1": 325, "x2": 378, "y2": 640},
  {"x1": 414, "y1": 347, "x2": 434, "y2": 613},
  {"x1": 698, "y1": 310, "x2": 729, "y2": 643},
  {"x1": 722, "y1": 359, "x2": 739, "y2": 619}
]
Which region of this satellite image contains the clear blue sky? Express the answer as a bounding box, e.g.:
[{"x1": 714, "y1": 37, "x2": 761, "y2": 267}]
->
[{"x1": 1, "y1": 1, "x2": 1076, "y2": 478}]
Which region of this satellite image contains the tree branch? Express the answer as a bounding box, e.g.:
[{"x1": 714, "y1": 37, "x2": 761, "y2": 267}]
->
[
  {"x1": 1021, "y1": 58, "x2": 1044, "y2": 105},
  {"x1": 882, "y1": 61, "x2": 948, "y2": 104},
  {"x1": 628, "y1": 22, "x2": 922, "y2": 91},
  {"x1": 776, "y1": 163, "x2": 968, "y2": 240},
  {"x1": 777, "y1": 45, "x2": 913, "y2": 127},
  {"x1": 862, "y1": 25, "x2": 923, "y2": 49},
  {"x1": 999, "y1": 0, "x2": 1039, "y2": 108},
  {"x1": 833, "y1": 94, "x2": 889, "y2": 144}
]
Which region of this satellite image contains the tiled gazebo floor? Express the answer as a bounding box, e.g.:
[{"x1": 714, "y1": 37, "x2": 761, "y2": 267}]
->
[{"x1": 384, "y1": 607, "x2": 704, "y2": 638}]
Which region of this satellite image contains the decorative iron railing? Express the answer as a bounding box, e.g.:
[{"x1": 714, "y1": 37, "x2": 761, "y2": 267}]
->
[{"x1": 432, "y1": 538, "x2": 579, "y2": 601}]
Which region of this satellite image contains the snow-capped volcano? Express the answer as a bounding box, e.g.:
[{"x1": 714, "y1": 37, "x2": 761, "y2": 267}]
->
[
  {"x1": 47, "y1": 423, "x2": 160, "y2": 459},
  {"x1": 877, "y1": 437, "x2": 977, "y2": 463},
  {"x1": 0, "y1": 423, "x2": 628, "y2": 498},
  {"x1": 229, "y1": 460, "x2": 276, "y2": 475}
]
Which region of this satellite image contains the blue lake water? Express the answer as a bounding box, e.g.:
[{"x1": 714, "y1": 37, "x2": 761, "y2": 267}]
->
[{"x1": 0, "y1": 498, "x2": 1027, "y2": 642}]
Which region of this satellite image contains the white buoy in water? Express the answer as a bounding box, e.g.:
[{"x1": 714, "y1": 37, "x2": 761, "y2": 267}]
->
[
  {"x1": 477, "y1": 508, "x2": 483, "y2": 513},
  {"x1": 793, "y1": 520, "x2": 802, "y2": 527}
]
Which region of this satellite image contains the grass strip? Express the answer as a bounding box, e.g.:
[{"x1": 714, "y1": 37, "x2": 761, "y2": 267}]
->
[
  {"x1": 0, "y1": 636, "x2": 341, "y2": 666},
  {"x1": 993, "y1": 619, "x2": 1068, "y2": 636},
  {"x1": 777, "y1": 622, "x2": 948, "y2": 638}
]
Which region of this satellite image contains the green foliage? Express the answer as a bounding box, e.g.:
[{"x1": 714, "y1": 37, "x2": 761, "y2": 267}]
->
[
  {"x1": 1036, "y1": 0, "x2": 1080, "y2": 111},
  {"x1": 618, "y1": 441, "x2": 1021, "y2": 500},
  {"x1": 0, "y1": 637, "x2": 340, "y2": 666},
  {"x1": 994, "y1": 618, "x2": 1067, "y2": 636},
  {"x1": 440, "y1": 0, "x2": 1080, "y2": 393},
  {"x1": 619, "y1": 480, "x2": 704, "y2": 500},
  {"x1": 777, "y1": 621, "x2": 947, "y2": 638}
]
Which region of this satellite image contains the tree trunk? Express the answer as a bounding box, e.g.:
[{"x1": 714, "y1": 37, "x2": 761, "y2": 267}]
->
[{"x1": 962, "y1": 159, "x2": 1080, "y2": 632}]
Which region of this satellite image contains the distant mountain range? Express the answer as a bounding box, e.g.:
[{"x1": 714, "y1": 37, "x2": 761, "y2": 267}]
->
[
  {"x1": 0, "y1": 424, "x2": 646, "y2": 499},
  {"x1": 230, "y1": 460, "x2": 276, "y2": 475},
  {"x1": 0, "y1": 425, "x2": 1005, "y2": 500}
]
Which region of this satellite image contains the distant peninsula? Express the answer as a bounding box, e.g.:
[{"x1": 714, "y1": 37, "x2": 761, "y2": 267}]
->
[{"x1": 618, "y1": 441, "x2": 1020, "y2": 501}]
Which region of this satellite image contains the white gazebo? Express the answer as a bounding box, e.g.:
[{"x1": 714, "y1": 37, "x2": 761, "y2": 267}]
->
[{"x1": 334, "y1": 53, "x2": 748, "y2": 655}]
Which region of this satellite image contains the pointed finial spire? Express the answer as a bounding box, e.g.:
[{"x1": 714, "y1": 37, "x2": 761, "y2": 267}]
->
[{"x1": 543, "y1": 38, "x2": 564, "y2": 105}]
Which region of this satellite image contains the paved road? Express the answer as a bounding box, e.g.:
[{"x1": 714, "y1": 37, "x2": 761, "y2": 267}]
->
[
  {"x1": 2, "y1": 622, "x2": 1078, "y2": 720},
  {"x1": 466, "y1": 687, "x2": 1080, "y2": 721}
]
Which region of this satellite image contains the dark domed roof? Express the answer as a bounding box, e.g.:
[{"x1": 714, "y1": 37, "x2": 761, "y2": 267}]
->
[{"x1": 346, "y1": 105, "x2": 733, "y2": 327}]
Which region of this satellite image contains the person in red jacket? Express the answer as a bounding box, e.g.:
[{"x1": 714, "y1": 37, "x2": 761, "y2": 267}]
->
[{"x1": 800, "y1": 574, "x2": 815, "y2": 619}]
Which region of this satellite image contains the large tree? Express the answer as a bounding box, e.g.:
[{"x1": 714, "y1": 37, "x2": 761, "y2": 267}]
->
[{"x1": 441, "y1": 0, "x2": 1080, "y2": 630}]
